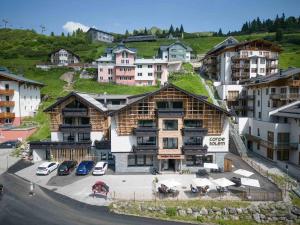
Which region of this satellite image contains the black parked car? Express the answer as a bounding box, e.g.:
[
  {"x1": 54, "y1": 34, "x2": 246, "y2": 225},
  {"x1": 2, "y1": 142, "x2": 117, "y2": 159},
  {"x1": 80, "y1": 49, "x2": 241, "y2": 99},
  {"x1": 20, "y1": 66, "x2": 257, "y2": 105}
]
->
[
  {"x1": 57, "y1": 160, "x2": 77, "y2": 176},
  {"x1": 230, "y1": 177, "x2": 241, "y2": 187},
  {"x1": 0, "y1": 140, "x2": 21, "y2": 149}
]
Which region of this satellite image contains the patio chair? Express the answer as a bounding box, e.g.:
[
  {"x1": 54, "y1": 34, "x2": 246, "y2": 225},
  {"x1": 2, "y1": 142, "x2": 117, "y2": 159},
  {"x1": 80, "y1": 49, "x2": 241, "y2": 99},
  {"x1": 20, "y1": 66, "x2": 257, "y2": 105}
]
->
[
  {"x1": 190, "y1": 184, "x2": 198, "y2": 193},
  {"x1": 196, "y1": 169, "x2": 208, "y2": 177}
]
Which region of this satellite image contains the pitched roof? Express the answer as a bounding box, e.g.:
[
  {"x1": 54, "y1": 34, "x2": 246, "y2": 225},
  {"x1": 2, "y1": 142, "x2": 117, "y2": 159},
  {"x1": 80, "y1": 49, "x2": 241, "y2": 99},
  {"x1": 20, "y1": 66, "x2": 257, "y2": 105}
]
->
[
  {"x1": 159, "y1": 41, "x2": 193, "y2": 52},
  {"x1": 205, "y1": 39, "x2": 281, "y2": 57},
  {"x1": 246, "y1": 67, "x2": 300, "y2": 87},
  {"x1": 44, "y1": 92, "x2": 107, "y2": 113},
  {"x1": 269, "y1": 101, "x2": 300, "y2": 119},
  {"x1": 206, "y1": 36, "x2": 239, "y2": 55},
  {"x1": 0, "y1": 70, "x2": 45, "y2": 86},
  {"x1": 105, "y1": 43, "x2": 137, "y2": 55},
  {"x1": 109, "y1": 83, "x2": 231, "y2": 116},
  {"x1": 87, "y1": 27, "x2": 113, "y2": 36},
  {"x1": 123, "y1": 35, "x2": 157, "y2": 42}
]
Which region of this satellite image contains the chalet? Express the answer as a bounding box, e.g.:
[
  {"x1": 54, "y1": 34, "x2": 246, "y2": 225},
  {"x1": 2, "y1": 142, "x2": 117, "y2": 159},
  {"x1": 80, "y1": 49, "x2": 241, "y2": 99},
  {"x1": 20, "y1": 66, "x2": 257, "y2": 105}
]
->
[
  {"x1": 30, "y1": 84, "x2": 231, "y2": 173},
  {"x1": 158, "y1": 41, "x2": 192, "y2": 62},
  {"x1": 50, "y1": 49, "x2": 80, "y2": 66}
]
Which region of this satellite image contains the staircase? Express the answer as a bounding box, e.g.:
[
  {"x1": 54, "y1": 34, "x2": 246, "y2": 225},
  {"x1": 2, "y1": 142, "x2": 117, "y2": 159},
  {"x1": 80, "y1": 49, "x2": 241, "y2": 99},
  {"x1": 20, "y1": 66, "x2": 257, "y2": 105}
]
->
[{"x1": 229, "y1": 122, "x2": 248, "y2": 157}]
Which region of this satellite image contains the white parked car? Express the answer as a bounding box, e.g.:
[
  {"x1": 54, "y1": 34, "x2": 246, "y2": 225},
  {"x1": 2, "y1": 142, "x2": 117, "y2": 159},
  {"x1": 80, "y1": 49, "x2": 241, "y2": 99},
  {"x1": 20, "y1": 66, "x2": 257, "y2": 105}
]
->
[
  {"x1": 36, "y1": 162, "x2": 59, "y2": 175},
  {"x1": 92, "y1": 162, "x2": 108, "y2": 175}
]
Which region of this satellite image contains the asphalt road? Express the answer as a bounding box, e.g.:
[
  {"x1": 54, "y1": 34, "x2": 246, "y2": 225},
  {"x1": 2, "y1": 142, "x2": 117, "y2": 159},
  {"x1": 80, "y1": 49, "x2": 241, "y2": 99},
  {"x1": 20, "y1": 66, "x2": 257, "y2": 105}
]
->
[{"x1": 0, "y1": 170, "x2": 192, "y2": 225}]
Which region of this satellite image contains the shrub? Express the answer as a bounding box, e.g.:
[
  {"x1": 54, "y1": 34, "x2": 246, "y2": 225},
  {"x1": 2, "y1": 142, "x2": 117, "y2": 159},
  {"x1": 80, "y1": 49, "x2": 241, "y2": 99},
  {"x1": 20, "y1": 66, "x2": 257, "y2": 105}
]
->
[
  {"x1": 166, "y1": 207, "x2": 177, "y2": 217},
  {"x1": 196, "y1": 216, "x2": 203, "y2": 222}
]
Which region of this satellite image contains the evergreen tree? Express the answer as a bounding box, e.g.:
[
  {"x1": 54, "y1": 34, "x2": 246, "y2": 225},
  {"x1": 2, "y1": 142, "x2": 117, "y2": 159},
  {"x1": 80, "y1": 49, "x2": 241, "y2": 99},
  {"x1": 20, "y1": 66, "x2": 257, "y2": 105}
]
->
[
  {"x1": 133, "y1": 29, "x2": 138, "y2": 35},
  {"x1": 50, "y1": 31, "x2": 54, "y2": 36},
  {"x1": 168, "y1": 24, "x2": 174, "y2": 34},
  {"x1": 144, "y1": 27, "x2": 148, "y2": 35},
  {"x1": 125, "y1": 29, "x2": 129, "y2": 37},
  {"x1": 275, "y1": 29, "x2": 283, "y2": 41},
  {"x1": 217, "y1": 28, "x2": 223, "y2": 36},
  {"x1": 175, "y1": 27, "x2": 180, "y2": 36},
  {"x1": 61, "y1": 32, "x2": 65, "y2": 37},
  {"x1": 179, "y1": 24, "x2": 184, "y2": 33}
]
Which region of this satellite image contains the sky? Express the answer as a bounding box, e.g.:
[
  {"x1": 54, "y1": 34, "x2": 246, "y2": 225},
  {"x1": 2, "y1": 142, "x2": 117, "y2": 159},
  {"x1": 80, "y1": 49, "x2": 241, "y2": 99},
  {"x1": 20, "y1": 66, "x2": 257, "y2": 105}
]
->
[{"x1": 1, "y1": 0, "x2": 300, "y2": 35}]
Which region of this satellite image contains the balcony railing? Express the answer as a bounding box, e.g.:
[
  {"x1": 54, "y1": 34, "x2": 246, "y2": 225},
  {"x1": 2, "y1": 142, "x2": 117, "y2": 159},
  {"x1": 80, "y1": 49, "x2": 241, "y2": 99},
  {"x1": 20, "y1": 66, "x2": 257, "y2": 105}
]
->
[
  {"x1": 59, "y1": 124, "x2": 91, "y2": 132},
  {"x1": 0, "y1": 89, "x2": 14, "y2": 95},
  {"x1": 157, "y1": 108, "x2": 184, "y2": 118},
  {"x1": 62, "y1": 108, "x2": 88, "y2": 117},
  {"x1": 245, "y1": 134, "x2": 298, "y2": 150},
  {"x1": 0, "y1": 112, "x2": 15, "y2": 119},
  {"x1": 29, "y1": 140, "x2": 92, "y2": 149},
  {"x1": 133, "y1": 127, "x2": 159, "y2": 136},
  {"x1": 181, "y1": 127, "x2": 208, "y2": 136},
  {"x1": 0, "y1": 101, "x2": 15, "y2": 107},
  {"x1": 182, "y1": 144, "x2": 208, "y2": 155},
  {"x1": 132, "y1": 145, "x2": 158, "y2": 154},
  {"x1": 288, "y1": 80, "x2": 300, "y2": 87},
  {"x1": 94, "y1": 140, "x2": 111, "y2": 149},
  {"x1": 270, "y1": 93, "x2": 300, "y2": 100}
]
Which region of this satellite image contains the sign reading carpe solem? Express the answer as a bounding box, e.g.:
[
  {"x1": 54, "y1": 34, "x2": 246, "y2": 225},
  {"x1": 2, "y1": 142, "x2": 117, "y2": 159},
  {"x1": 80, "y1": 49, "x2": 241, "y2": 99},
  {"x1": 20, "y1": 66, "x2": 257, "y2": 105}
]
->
[{"x1": 209, "y1": 137, "x2": 226, "y2": 146}]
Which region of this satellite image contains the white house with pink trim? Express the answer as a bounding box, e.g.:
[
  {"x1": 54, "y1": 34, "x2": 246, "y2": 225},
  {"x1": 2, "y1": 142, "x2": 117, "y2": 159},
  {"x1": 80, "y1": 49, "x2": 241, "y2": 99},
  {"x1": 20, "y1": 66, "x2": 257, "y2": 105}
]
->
[{"x1": 97, "y1": 44, "x2": 169, "y2": 86}]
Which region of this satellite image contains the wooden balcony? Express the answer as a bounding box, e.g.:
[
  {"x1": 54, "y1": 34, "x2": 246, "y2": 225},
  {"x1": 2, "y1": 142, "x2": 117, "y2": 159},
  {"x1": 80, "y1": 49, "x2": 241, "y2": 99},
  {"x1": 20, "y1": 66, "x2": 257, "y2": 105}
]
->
[
  {"x1": 62, "y1": 108, "x2": 88, "y2": 117},
  {"x1": 59, "y1": 124, "x2": 91, "y2": 132},
  {"x1": 270, "y1": 93, "x2": 300, "y2": 100},
  {"x1": 0, "y1": 89, "x2": 14, "y2": 95},
  {"x1": 0, "y1": 112, "x2": 15, "y2": 119},
  {"x1": 133, "y1": 127, "x2": 159, "y2": 136},
  {"x1": 0, "y1": 101, "x2": 15, "y2": 107},
  {"x1": 157, "y1": 108, "x2": 184, "y2": 118},
  {"x1": 288, "y1": 80, "x2": 300, "y2": 87},
  {"x1": 94, "y1": 140, "x2": 111, "y2": 149}
]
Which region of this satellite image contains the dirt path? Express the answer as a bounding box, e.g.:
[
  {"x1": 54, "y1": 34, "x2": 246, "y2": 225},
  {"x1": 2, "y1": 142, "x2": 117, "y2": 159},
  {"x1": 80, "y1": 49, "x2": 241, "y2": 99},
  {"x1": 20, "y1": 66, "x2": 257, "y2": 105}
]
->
[{"x1": 60, "y1": 72, "x2": 74, "y2": 92}]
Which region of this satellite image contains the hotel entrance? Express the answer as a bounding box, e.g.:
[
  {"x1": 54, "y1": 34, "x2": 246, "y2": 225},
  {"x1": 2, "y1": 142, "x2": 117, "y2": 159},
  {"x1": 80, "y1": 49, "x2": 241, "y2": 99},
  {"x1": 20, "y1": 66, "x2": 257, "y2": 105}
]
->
[{"x1": 158, "y1": 155, "x2": 184, "y2": 172}]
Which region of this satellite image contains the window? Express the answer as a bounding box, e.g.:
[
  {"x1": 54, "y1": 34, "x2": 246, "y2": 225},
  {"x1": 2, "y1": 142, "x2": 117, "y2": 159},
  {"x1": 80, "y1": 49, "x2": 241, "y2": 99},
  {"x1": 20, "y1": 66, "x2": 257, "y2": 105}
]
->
[
  {"x1": 260, "y1": 58, "x2": 266, "y2": 64},
  {"x1": 148, "y1": 73, "x2": 153, "y2": 76},
  {"x1": 99, "y1": 68, "x2": 103, "y2": 72},
  {"x1": 128, "y1": 155, "x2": 153, "y2": 166},
  {"x1": 138, "y1": 73, "x2": 142, "y2": 76},
  {"x1": 184, "y1": 136, "x2": 203, "y2": 146},
  {"x1": 101, "y1": 152, "x2": 107, "y2": 161},
  {"x1": 251, "y1": 58, "x2": 257, "y2": 64},
  {"x1": 163, "y1": 138, "x2": 178, "y2": 149},
  {"x1": 266, "y1": 88, "x2": 269, "y2": 95},
  {"x1": 138, "y1": 102, "x2": 149, "y2": 115},
  {"x1": 184, "y1": 120, "x2": 203, "y2": 128},
  {"x1": 148, "y1": 81, "x2": 152, "y2": 86},
  {"x1": 148, "y1": 65, "x2": 153, "y2": 68},
  {"x1": 257, "y1": 100, "x2": 260, "y2": 107},
  {"x1": 137, "y1": 65, "x2": 142, "y2": 68},
  {"x1": 78, "y1": 133, "x2": 90, "y2": 141},
  {"x1": 257, "y1": 128, "x2": 260, "y2": 136},
  {"x1": 268, "y1": 101, "x2": 270, "y2": 107},
  {"x1": 163, "y1": 120, "x2": 178, "y2": 130},
  {"x1": 260, "y1": 68, "x2": 265, "y2": 73},
  {"x1": 6, "y1": 107, "x2": 10, "y2": 113},
  {"x1": 63, "y1": 133, "x2": 75, "y2": 142},
  {"x1": 108, "y1": 69, "x2": 113, "y2": 74},
  {"x1": 137, "y1": 136, "x2": 156, "y2": 145},
  {"x1": 5, "y1": 84, "x2": 9, "y2": 90},
  {"x1": 5, "y1": 96, "x2": 9, "y2": 101},
  {"x1": 171, "y1": 55, "x2": 176, "y2": 58},
  {"x1": 138, "y1": 120, "x2": 155, "y2": 127},
  {"x1": 249, "y1": 126, "x2": 252, "y2": 135},
  {"x1": 277, "y1": 151, "x2": 289, "y2": 161},
  {"x1": 257, "y1": 143, "x2": 260, "y2": 150},
  {"x1": 271, "y1": 88, "x2": 276, "y2": 94},
  {"x1": 258, "y1": 112, "x2": 261, "y2": 119},
  {"x1": 277, "y1": 133, "x2": 290, "y2": 143},
  {"x1": 251, "y1": 68, "x2": 257, "y2": 73},
  {"x1": 257, "y1": 90, "x2": 260, "y2": 95},
  {"x1": 280, "y1": 88, "x2": 287, "y2": 94},
  {"x1": 157, "y1": 65, "x2": 162, "y2": 71},
  {"x1": 186, "y1": 155, "x2": 213, "y2": 167}
]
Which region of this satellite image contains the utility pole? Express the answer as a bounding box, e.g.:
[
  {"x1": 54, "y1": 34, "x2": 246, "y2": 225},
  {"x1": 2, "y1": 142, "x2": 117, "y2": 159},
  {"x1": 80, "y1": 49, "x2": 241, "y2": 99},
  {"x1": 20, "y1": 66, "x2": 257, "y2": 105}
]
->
[
  {"x1": 40, "y1": 25, "x2": 46, "y2": 34},
  {"x1": 2, "y1": 19, "x2": 8, "y2": 28}
]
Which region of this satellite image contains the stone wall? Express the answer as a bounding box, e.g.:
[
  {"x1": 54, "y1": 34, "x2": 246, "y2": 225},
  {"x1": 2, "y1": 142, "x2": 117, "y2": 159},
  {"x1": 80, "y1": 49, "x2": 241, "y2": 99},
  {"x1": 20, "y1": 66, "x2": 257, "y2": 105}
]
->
[{"x1": 111, "y1": 201, "x2": 300, "y2": 224}]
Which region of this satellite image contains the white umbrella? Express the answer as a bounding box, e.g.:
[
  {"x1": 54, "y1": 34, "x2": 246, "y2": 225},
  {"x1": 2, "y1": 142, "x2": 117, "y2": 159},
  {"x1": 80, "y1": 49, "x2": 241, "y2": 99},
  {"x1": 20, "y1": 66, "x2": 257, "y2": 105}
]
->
[
  {"x1": 241, "y1": 178, "x2": 260, "y2": 187},
  {"x1": 204, "y1": 163, "x2": 219, "y2": 169},
  {"x1": 158, "y1": 179, "x2": 181, "y2": 188},
  {"x1": 193, "y1": 178, "x2": 213, "y2": 187},
  {"x1": 234, "y1": 169, "x2": 254, "y2": 177},
  {"x1": 213, "y1": 178, "x2": 235, "y2": 187}
]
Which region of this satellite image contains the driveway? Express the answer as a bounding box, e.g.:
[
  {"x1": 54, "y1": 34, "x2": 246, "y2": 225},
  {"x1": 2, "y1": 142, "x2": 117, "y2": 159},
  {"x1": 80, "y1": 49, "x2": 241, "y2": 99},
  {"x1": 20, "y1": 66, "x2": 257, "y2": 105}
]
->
[
  {"x1": 0, "y1": 148, "x2": 19, "y2": 175},
  {"x1": 15, "y1": 154, "x2": 281, "y2": 205}
]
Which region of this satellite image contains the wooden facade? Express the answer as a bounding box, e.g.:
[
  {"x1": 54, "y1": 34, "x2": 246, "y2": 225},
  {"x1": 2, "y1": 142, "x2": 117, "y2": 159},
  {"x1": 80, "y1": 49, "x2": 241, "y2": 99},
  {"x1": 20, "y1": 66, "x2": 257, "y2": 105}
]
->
[{"x1": 116, "y1": 86, "x2": 224, "y2": 136}]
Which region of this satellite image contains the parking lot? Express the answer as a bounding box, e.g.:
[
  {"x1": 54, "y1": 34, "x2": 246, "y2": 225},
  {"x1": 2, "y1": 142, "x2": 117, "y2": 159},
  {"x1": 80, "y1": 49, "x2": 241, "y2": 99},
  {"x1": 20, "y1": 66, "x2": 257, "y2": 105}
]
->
[{"x1": 15, "y1": 153, "x2": 281, "y2": 206}]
